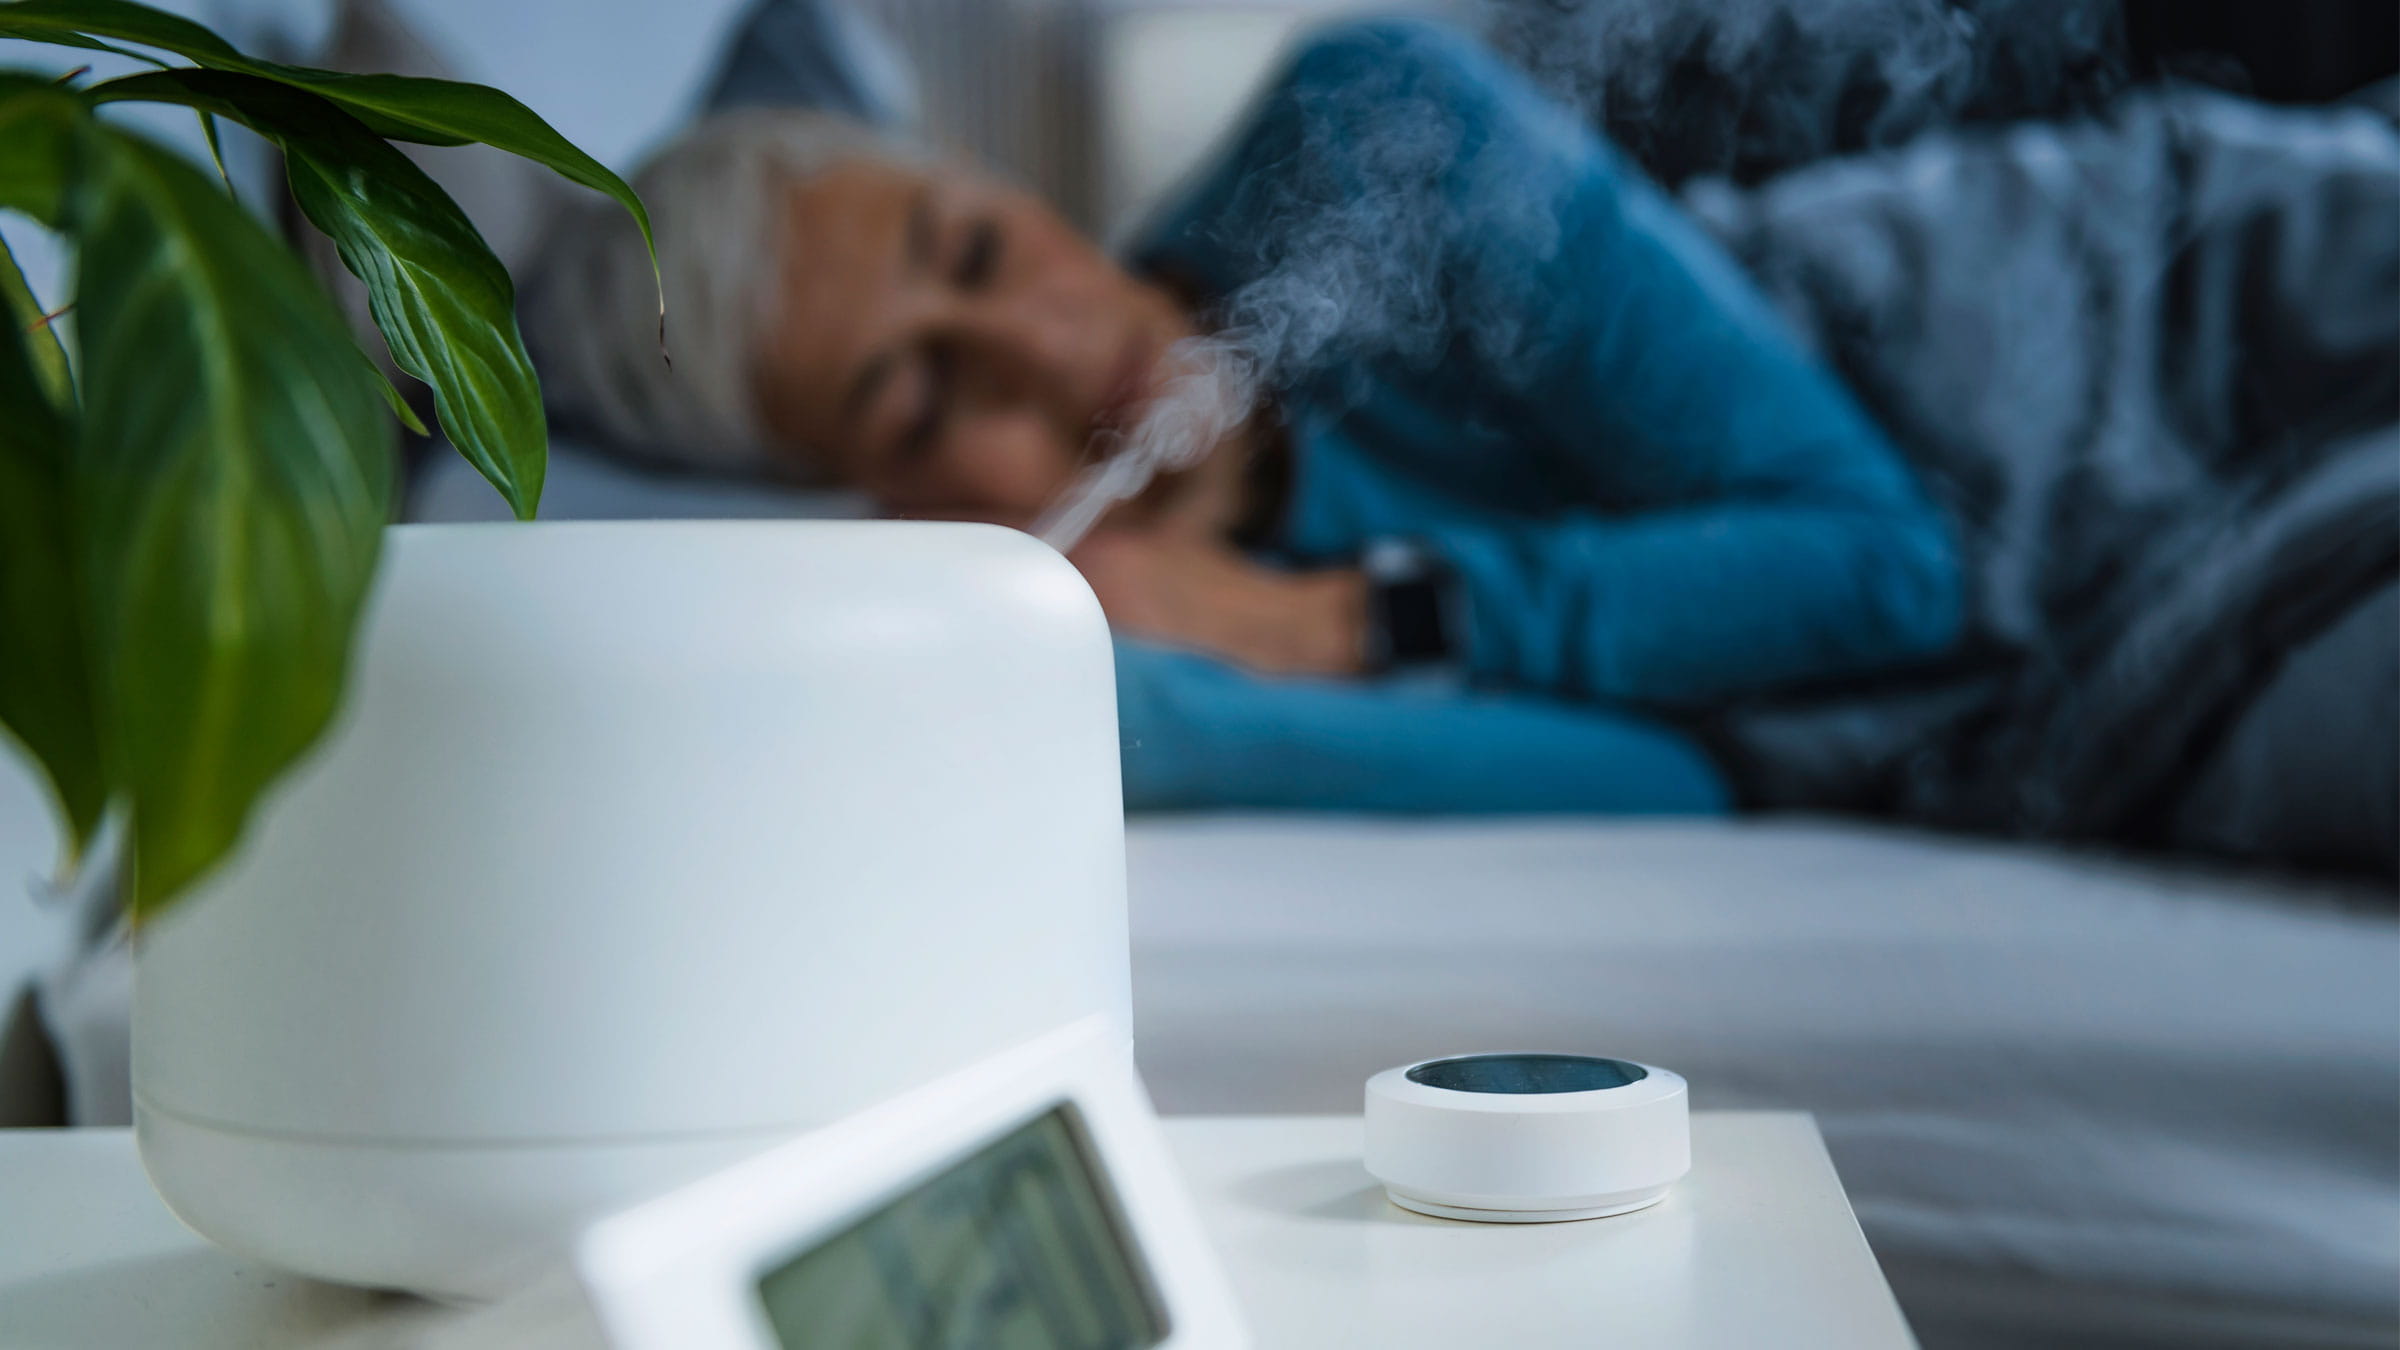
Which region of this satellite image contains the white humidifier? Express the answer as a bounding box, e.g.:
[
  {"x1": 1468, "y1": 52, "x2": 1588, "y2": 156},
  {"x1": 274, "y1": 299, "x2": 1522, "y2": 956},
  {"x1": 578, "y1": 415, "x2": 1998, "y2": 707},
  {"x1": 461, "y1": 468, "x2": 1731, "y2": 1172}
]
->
[{"x1": 132, "y1": 521, "x2": 1131, "y2": 1300}]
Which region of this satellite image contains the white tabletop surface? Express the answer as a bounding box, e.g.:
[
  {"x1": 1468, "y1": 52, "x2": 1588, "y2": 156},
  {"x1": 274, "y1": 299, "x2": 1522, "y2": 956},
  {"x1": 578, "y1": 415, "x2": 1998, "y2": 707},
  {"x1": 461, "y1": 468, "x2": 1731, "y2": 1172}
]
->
[{"x1": 0, "y1": 1113, "x2": 1913, "y2": 1349}]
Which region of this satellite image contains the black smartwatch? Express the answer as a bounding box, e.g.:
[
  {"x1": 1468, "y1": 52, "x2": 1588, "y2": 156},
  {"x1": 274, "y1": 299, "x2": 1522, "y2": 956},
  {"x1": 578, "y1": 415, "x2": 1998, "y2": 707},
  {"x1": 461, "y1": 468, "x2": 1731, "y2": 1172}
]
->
[{"x1": 1360, "y1": 538, "x2": 1460, "y2": 673}]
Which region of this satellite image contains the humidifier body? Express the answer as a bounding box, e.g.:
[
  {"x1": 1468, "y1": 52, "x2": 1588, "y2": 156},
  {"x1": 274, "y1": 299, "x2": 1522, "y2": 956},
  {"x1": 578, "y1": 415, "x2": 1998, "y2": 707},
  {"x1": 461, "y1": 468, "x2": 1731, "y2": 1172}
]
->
[{"x1": 132, "y1": 521, "x2": 1132, "y2": 1299}]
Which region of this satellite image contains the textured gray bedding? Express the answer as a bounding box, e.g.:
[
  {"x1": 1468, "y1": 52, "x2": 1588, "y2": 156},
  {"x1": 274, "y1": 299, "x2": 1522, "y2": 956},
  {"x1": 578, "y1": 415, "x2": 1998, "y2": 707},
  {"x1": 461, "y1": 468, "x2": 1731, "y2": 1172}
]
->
[
  {"x1": 1684, "y1": 87, "x2": 2400, "y2": 858},
  {"x1": 1125, "y1": 815, "x2": 2399, "y2": 1349}
]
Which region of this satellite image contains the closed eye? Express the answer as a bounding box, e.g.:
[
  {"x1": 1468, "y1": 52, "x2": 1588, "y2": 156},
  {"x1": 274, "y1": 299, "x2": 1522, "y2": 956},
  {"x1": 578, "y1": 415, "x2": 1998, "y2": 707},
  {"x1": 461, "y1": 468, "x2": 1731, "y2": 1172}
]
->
[{"x1": 954, "y1": 219, "x2": 1000, "y2": 291}]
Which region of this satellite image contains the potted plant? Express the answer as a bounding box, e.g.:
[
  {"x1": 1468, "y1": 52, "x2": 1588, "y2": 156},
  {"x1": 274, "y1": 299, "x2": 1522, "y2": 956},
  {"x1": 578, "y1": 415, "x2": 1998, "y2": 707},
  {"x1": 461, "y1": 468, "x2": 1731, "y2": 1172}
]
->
[
  {"x1": 1, "y1": 2, "x2": 1136, "y2": 1300},
  {"x1": 0, "y1": 0, "x2": 654, "y2": 924}
]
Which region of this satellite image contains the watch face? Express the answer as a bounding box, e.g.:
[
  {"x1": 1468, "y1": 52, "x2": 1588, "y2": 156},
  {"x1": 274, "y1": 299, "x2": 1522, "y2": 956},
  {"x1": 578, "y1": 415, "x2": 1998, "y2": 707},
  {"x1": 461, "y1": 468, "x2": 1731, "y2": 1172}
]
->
[
  {"x1": 755, "y1": 1105, "x2": 1167, "y2": 1349},
  {"x1": 1360, "y1": 540, "x2": 1457, "y2": 671}
]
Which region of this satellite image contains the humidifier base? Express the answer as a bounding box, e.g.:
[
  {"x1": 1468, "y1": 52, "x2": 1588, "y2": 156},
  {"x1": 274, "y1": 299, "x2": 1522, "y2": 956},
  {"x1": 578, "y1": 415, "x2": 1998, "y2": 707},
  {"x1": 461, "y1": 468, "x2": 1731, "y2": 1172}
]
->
[{"x1": 135, "y1": 1096, "x2": 802, "y2": 1301}]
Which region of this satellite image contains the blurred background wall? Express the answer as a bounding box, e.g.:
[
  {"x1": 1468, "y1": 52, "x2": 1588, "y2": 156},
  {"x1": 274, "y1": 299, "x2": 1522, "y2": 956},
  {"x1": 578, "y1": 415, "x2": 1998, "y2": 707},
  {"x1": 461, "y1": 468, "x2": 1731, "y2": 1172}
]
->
[{"x1": 11, "y1": 0, "x2": 2396, "y2": 311}]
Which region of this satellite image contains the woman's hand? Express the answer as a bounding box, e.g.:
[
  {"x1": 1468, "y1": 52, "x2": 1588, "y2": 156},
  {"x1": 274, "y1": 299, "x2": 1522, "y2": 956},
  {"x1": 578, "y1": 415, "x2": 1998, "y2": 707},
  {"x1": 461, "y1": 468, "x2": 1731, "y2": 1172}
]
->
[{"x1": 1069, "y1": 529, "x2": 1368, "y2": 678}]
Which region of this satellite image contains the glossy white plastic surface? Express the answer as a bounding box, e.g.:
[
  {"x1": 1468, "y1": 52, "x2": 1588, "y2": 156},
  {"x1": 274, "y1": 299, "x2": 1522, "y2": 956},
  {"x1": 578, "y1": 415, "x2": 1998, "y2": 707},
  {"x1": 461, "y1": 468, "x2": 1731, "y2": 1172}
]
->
[
  {"x1": 1182, "y1": 1114, "x2": 1914, "y2": 1348},
  {"x1": 1363, "y1": 1056, "x2": 1690, "y2": 1222},
  {"x1": 132, "y1": 521, "x2": 1132, "y2": 1299}
]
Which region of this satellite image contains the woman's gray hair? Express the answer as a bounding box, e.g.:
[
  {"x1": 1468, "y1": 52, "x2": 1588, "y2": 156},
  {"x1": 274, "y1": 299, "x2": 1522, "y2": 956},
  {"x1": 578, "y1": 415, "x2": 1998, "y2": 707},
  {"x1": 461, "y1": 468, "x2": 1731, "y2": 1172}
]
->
[{"x1": 522, "y1": 107, "x2": 927, "y2": 475}]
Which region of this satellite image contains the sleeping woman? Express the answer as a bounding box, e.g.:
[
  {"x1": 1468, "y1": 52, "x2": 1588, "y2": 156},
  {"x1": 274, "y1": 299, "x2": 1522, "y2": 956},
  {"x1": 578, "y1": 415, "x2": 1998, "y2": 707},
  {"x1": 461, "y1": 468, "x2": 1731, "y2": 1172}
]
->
[{"x1": 525, "y1": 19, "x2": 2397, "y2": 879}]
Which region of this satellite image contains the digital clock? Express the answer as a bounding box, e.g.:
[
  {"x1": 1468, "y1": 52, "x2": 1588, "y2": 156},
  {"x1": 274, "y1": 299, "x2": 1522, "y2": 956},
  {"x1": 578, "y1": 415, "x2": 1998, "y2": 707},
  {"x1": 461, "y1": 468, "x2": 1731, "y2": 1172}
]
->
[
  {"x1": 424, "y1": 1018, "x2": 1248, "y2": 1349},
  {"x1": 749, "y1": 1103, "x2": 1159, "y2": 1346}
]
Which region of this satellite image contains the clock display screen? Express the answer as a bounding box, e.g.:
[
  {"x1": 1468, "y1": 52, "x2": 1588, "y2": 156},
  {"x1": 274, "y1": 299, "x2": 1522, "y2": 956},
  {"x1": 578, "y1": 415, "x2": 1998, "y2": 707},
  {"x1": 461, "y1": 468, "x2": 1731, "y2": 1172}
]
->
[{"x1": 755, "y1": 1106, "x2": 1166, "y2": 1349}]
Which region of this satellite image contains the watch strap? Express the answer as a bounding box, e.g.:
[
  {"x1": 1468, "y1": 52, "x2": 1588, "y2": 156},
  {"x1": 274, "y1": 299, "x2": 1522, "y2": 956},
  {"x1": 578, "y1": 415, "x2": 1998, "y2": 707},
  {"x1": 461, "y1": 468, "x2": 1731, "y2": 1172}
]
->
[{"x1": 1361, "y1": 538, "x2": 1459, "y2": 673}]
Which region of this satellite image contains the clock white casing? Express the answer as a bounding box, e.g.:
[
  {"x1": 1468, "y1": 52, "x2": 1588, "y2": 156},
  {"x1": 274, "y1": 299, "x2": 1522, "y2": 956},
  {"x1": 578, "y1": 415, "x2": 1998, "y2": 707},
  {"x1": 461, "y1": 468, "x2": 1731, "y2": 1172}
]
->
[
  {"x1": 418, "y1": 1016, "x2": 1247, "y2": 1349},
  {"x1": 132, "y1": 521, "x2": 1135, "y2": 1300}
]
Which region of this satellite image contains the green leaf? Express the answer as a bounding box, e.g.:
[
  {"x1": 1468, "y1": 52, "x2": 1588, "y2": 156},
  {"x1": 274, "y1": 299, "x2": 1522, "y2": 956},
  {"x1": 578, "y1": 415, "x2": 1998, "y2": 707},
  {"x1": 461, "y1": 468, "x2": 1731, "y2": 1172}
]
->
[
  {"x1": 0, "y1": 226, "x2": 104, "y2": 862},
  {"x1": 5, "y1": 21, "x2": 152, "y2": 61},
  {"x1": 0, "y1": 72, "x2": 79, "y2": 223},
  {"x1": 0, "y1": 0, "x2": 659, "y2": 313},
  {"x1": 374, "y1": 366, "x2": 429, "y2": 436},
  {"x1": 192, "y1": 105, "x2": 232, "y2": 195},
  {"x1": 0, "y1": 0, "x2": 238, "y2": 62},
  {"x1": 97, "y1": 69, "x2": 545, "y2": 516},
  {"x1": 0, "y1": 216, "x2": 70, "y2": 402},
  {"x1": 65, "y1": 120, "x2": 393, "y2": 917}
]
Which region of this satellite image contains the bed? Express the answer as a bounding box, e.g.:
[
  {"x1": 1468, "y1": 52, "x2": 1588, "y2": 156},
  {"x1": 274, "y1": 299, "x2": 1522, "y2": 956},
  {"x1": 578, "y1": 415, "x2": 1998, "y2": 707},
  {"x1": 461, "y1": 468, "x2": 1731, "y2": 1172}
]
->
[{"x1": 1123, "y1": 814, "x2": 2399, "y2": 1349}]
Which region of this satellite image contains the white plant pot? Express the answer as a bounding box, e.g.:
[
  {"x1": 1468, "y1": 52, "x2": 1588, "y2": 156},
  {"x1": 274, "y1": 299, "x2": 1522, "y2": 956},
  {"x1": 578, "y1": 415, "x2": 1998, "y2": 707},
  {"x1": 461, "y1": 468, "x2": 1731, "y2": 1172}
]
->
[{"x1": 131, "y1": 520, "x2": 1132, "y2": 1300}]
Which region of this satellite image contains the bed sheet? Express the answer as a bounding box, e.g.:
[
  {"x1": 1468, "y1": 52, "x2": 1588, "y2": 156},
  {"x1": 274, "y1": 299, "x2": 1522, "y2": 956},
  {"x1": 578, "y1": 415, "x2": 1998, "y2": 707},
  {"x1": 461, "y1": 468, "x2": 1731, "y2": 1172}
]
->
[{"x1": 1124, "y1": 815, "x2": 2399, "y2": 1347}]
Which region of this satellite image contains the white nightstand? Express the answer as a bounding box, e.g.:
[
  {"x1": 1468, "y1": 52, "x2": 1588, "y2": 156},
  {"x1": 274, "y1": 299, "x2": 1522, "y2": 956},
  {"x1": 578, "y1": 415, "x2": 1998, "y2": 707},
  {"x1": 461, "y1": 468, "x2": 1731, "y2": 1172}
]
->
[
  {"x1": 1175, "y1": 1112, "x2": 1913, "y2": 1348},
  {"x1": 0, "y1": 1112, "x2": 1912, "y2": 1348}
]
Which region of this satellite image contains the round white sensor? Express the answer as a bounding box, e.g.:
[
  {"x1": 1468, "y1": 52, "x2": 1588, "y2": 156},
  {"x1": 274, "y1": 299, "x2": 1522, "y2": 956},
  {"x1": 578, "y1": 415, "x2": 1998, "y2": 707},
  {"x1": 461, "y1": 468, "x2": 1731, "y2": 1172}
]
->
[{"x1": 1363, "y1": 1053, "x2": 1690, "y2": 1223}]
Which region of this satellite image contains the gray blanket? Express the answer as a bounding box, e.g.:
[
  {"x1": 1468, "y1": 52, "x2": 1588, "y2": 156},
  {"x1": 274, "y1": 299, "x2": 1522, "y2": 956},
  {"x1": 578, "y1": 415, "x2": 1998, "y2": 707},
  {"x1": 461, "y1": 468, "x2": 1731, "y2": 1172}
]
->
[{"x1": 1685, "y1": 86, "x2": 2400, "y2": 851}]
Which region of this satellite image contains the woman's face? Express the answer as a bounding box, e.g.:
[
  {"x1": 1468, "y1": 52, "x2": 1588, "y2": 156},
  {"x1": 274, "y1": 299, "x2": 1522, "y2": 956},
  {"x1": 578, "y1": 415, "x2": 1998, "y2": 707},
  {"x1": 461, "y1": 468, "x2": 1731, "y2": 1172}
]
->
[{"x1": 755, "y1": 158, "x2": 1196, "y2": 519}]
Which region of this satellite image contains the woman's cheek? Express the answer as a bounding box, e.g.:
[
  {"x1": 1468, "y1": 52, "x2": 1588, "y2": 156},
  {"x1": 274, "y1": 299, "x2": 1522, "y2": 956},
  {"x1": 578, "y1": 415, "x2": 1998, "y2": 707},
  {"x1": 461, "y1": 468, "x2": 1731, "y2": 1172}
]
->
[{"x1": 949, "y1": 410, "x2": 1082, "y2": 517}]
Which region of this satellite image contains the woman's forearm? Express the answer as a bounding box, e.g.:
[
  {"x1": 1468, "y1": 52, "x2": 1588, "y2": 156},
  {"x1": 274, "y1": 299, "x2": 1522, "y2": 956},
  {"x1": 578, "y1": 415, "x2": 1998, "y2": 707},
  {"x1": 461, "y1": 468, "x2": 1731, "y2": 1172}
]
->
[
  {"x1": 1113, "y1": 638, "x2": 1732, "y2": 813},
  {"x1": 1420, "y1": 501, "x2": 1962, "y2": 706}
]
